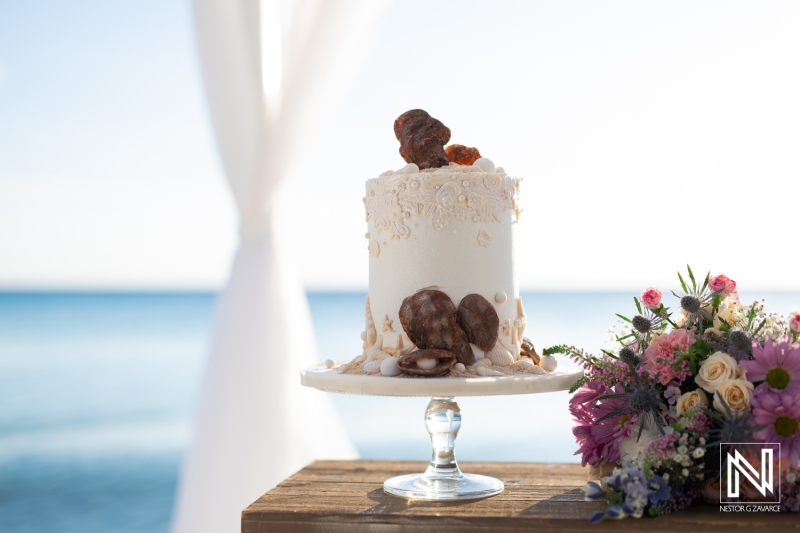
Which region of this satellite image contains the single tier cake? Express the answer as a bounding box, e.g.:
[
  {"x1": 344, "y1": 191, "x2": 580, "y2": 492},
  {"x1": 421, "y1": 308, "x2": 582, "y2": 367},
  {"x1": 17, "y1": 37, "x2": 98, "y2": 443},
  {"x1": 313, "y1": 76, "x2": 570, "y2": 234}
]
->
[{"x1": 337, "y1": 110, "x2": 556, "y2": 378}]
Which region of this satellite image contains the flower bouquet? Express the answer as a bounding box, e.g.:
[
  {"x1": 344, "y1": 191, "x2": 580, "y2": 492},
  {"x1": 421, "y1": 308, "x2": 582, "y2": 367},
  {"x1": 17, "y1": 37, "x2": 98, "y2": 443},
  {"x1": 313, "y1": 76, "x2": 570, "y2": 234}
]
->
[{"x1": 546, "y1": 266, "x2": 800, "y2": 522}]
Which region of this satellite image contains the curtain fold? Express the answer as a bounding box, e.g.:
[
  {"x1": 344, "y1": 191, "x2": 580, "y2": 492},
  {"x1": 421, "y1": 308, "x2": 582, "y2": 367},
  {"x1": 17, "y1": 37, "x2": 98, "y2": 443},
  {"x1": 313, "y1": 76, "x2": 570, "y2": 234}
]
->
[{"x1": 172, "y1": 1, "x2": 388, "y2": 531}]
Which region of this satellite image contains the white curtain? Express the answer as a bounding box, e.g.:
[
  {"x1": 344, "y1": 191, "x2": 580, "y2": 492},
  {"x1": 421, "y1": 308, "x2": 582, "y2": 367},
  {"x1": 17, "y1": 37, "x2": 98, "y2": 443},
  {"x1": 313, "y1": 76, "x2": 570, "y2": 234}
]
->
[{"x1": 172, "y1": 1, "x2": 388, "y2": 532}]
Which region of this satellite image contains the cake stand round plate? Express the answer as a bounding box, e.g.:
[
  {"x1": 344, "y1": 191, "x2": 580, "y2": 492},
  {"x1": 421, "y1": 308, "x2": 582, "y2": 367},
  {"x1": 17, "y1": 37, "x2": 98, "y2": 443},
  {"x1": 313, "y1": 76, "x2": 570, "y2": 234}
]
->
[
  {"x1": 301, "y1": 362, "x2": 583, "y2": 501},
  {"x1": 300, "y1": 363, "x2": 583, "y2": 397}
]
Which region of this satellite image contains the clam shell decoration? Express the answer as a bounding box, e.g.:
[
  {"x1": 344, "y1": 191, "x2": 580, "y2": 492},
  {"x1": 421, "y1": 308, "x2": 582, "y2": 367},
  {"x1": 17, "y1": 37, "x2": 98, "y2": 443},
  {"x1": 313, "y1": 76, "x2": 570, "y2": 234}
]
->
[
  {"x1": 483, "y1": 343, "x2": 515, "y2": 367},
  {"x1": 397, "y1": 349, "x2": 457, "y2": 376},
  {"x1": 456, "y1": 294, "x2": 499, "y2": 352},
  {"x1": 520, "y1": 337, "x2": 540, "y2": 365},
  {"x1": 399, "y1": 289, "x2": 474, "y2": 365}
]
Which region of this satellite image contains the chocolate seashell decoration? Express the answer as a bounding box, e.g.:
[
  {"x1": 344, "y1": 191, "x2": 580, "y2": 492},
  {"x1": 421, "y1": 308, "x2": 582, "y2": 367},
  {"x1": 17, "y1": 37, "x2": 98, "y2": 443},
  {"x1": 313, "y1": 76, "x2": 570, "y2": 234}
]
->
[
  {"x1": 394, "y1": 109, "x2": 451, "y2": 169},
  {"x1": 456, "y1": 294, "x2": 499, "y2": 352},
  {"x1": 399, "y1": 289, "x2": 475, "y2": 366},
  {"x1": 397, "y1": 349, "x2": 456, "y2": 376},
  {"x1": 520, "y1": 337, "x2": 541, "y2": 365},
  {"x1": 445, "y1": 144, "x2": 482, "y2": 166},
  {"x1": 450, "y1": 330, "x2": 476, "y2": 367}
]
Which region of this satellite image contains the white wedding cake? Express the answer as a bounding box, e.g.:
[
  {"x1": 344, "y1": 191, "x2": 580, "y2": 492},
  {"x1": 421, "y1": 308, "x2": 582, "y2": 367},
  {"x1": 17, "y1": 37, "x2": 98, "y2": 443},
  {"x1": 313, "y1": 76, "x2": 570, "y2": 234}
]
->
[{"x1": 337, "y1": 110, "x2": 555, "y2": 378}]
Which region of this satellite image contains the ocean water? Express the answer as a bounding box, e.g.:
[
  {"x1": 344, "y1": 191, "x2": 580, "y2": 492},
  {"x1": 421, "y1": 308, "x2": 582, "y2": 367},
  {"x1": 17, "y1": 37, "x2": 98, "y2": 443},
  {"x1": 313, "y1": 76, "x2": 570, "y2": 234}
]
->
[{"x1": 1, "y1": 290, "x2": 798, "y2": 532}]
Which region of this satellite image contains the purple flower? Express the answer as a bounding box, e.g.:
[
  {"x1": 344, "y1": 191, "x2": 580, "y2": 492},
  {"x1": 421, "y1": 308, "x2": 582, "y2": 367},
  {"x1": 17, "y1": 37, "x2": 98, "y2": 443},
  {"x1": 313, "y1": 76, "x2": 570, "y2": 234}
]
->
[
  {"x1": 647, "y1": 475, "x2": 671, "y2": 506},
  {"x1": 605, "y1": 504, "x2": 628, "y2": 519},
  {"x1": 570, "y1": 380, "x2": 636, "y2": 467},
  {"x1": 589, "y1": 510, "x2": 606, "y2": 524},
  {"x1": 740, "y1": 336, "x2": 800, "y2": 395},
  {"x1": 751, "y1": 389, "x2": 800, "y2": 467},
  {"x1": 583, "y1": 481, "x2": 604, "y2": 501}
]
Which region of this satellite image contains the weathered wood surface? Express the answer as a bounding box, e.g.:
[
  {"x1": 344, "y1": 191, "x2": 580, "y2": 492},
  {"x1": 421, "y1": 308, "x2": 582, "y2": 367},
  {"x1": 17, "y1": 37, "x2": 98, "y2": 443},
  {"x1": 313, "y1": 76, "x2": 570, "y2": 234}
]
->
[{"x1": 242, "y1": 460, "x2": 798, "y2": 533}]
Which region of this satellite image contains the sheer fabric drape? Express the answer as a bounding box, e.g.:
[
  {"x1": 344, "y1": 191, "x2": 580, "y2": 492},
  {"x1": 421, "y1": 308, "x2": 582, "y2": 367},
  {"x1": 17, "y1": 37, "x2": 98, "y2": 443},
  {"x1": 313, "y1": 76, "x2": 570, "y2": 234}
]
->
[{"x1": 172, "y1": 1, "x2": 388, "y2": 531}]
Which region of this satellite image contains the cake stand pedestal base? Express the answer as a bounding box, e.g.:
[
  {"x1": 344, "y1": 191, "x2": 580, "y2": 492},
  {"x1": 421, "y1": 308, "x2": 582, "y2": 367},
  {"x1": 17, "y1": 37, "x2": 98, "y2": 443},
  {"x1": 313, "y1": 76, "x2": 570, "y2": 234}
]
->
[
  {"x1": 383, "y1": 397, "x2": 503, "y2": 500},
  {"x1": 301, "y1": 361, "x2": 584, "y2": 501}
]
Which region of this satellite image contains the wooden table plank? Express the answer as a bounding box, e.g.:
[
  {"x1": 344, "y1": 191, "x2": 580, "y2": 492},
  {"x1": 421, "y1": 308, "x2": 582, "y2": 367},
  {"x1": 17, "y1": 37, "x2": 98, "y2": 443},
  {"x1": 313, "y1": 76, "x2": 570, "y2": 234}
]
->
[{"x1": 242, "y1": 460, "x2": 799, "y2": 533}]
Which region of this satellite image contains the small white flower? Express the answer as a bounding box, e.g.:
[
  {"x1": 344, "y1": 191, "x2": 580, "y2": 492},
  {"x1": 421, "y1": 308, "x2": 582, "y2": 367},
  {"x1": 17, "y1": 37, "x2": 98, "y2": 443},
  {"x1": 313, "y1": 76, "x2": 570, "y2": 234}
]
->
[
  {"x1": 682, "y1": 468, "x2": 689, "y2": 477},
  {"x1": 787, "y1": 472, "x2": 797, "y2": 484},
  {"x1": 663, "y1": 473, "x2": 670, "y2": 481},
  {"x1": 677, "y1": 445, "x2": 688, "y2": 455},
  {"x1": 692, "y1": 448, "x2": 705, "y2": 459}
]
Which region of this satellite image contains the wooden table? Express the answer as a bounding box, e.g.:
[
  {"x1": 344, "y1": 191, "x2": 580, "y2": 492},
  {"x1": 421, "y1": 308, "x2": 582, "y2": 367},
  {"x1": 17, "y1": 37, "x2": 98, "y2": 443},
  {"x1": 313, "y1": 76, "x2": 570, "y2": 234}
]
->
[{"x1": 242, "y1": 460, "x2": 799, "y2": 532}]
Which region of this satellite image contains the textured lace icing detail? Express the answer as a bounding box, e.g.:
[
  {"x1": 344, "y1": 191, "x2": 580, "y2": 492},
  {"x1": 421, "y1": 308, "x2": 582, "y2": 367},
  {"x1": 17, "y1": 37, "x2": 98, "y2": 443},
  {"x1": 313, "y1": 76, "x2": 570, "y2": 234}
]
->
[{"x1": 364, "y1": 172, "x2": 520, "y2": 239}]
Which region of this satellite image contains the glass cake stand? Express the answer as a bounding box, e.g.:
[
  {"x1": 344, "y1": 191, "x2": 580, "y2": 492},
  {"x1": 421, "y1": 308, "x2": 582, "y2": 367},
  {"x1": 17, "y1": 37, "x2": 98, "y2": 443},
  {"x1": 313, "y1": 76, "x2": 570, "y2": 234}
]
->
[{"x1": 300, "y1": 363, "x2": 583, "y2": 501}]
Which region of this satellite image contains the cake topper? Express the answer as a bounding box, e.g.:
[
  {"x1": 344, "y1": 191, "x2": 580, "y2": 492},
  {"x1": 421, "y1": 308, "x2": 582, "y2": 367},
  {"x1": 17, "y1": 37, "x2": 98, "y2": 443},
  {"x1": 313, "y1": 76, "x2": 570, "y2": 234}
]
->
[
  {"x1": 394, "y1": 109, "x2": 451, "y2": 169},
  {"x1": 445, "y1": 144, "x2": 482, "y2": 166},
  {"x1": 394, "y1": 109, "x2": 486, "y2": 169}
]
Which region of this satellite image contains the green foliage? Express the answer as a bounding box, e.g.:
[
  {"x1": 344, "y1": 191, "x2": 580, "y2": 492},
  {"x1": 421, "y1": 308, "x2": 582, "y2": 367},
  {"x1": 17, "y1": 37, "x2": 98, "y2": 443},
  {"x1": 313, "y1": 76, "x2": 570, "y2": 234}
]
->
[
  {"x1": 601, "y1": 349, "x2": 619, "y2": 360},
  {"x1": 569, "y1": 376, "x2": 589, "y2": 394},
  {"x1": 677, "y1": 271, "x2": 689, "y2": 293},
  {"x1": 543, "y1": 344, "x2": 588, "y2": 360},
  {"x1": 686, "y1": 264, "x2": 697, "y2": 289},
  {"x1": 643, "y1": 456, "x2": 653, "y2": 478},
  {"x1": 678, "y1": 340, "x2": 714, "y2": 375}
]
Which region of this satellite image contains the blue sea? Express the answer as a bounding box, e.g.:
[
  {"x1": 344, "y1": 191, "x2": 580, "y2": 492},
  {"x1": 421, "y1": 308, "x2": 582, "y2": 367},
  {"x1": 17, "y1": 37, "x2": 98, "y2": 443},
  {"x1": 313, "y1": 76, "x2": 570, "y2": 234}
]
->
[{"x1": 1, "y1": 291, "x2": 798, "y2": 532}]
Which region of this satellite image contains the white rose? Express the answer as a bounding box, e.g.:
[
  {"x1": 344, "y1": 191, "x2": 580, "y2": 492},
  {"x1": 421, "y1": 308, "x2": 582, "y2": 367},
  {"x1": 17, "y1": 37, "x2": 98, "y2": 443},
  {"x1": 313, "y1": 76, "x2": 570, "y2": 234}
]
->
[
  {"x1": 713, "y1": 299, "x2": 743, "y2": 330},
  {"x1": 713, "y1": 379, "x2": 754, "y2": 413},
  {"x1": 676, "y1": 390, "x2": 709, "y2": 416},
  {"x1": 695, "y1": 352, "x2": 738, "y2": 393}
]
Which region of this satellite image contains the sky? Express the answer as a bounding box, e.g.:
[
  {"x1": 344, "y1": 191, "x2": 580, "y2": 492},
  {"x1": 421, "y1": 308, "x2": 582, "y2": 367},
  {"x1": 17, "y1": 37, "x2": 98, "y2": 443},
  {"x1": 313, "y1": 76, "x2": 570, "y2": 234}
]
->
[{"x1": 1, "y1": 0, "x2": 799, "y2": 291}]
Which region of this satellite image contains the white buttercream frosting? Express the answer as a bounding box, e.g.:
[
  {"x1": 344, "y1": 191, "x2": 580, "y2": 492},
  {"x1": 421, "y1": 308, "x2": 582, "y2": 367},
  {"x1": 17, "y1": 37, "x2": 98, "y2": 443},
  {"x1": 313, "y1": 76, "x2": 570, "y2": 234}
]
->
[{"x1": 363, "y1": 161, "x2": 526, "y2": 367}]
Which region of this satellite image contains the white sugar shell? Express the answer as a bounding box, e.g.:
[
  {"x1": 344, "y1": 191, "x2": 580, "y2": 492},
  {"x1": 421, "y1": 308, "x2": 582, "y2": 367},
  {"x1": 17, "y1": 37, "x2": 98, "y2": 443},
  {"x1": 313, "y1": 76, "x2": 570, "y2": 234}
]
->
[
  {"x1": 510, "y1": 358, "x2": 535, "y2": 371},
  {"x1": 453, "y1": 363, "x2": 466, "y2": 372},
  {"x1": 473, "y1": 157, "x2": 495, "y2": 173},
  {"x1": 476, "y1": 366, "x2": 504, "y2": 377},
  {"x1": 380, "y1": 356, "x2": 402, "y2": 376},
  {"x1": 399, "y1": 163, "x2": 420, "y2": 174},
  {"x1": 484, "y1": 343, "x2": 515, "y2": 367},
  {"x1": 470, "y1": 343, "x2": 485, "y2": 360},
  {"x1": 470, "y1": 358, "x2": 493, "y2": 369},
  {"x1": 325, "y1": 359, "x2": 336, "y2": 369},
  {"x1": 539, "y1": 355, "x2": 558, "y2": 372},
  {"x1": 363, "y1": 342, "x2": 391, "y2": 374}
]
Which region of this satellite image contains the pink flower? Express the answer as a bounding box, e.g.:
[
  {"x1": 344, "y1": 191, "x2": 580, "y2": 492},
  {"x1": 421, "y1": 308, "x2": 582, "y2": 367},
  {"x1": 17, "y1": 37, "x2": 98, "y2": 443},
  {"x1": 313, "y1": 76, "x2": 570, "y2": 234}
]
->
[
  {"x1": 643, "y1": 433, "x2": 680, "y2": 461},
  {"x1": 709, "y1": 273, "x2": 737, "y2": 296},
  {"x1": 789, "y1": 312, "x2": 800, "y2": 334},
  {"x1": 640, "y1": 287, "x2": 662, "y2": 309},
  {"x1": 642, "y1": 328, "x2": 696, "y2": 386},
  {"x1": 740, "y1": 335, "x2": 800, "y2": 395},
  {"x1": 751, "y1": 389, "x2": 800, "y2": 467},
  {"x1": 570, "y1": 380, "x2": 636, "y2": 467}
]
